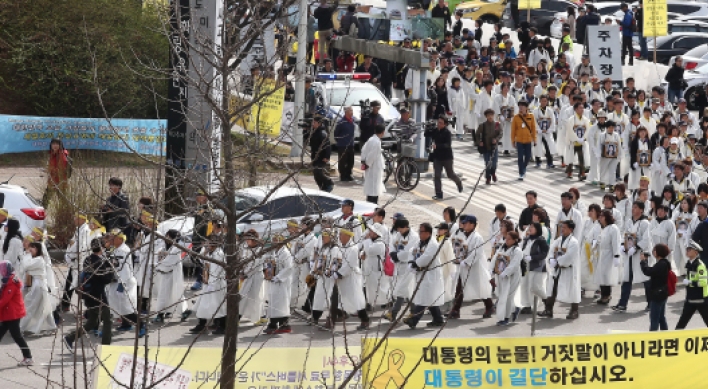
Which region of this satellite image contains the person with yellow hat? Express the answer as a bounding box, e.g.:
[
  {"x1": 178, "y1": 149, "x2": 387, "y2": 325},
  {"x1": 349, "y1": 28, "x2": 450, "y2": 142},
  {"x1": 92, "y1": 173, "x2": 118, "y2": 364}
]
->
[
  {"x1": 105, "y1": 228, "x2": 141, "y2": 335},
  {"x1": 190, "y1": 234, "x2": 227, "y2": 335},
  {"x1": 88, "y1": 218, "x2": 105, "y2": 242},
  {"x1": 263, "y1": 233, "x2": 295, "y2": 335},
  {"x1": 153, "y1": 229, "x2": 189, "y2": 324},
  {"x1": 331, "y1": 223, "x2": 370, "y2": 331},
  {"x1": 0, "y1": 208, "x2": 9, "y2": 242},
  {"x1": 61, "y1": 213, "x2": 91, "y2": 312},
  {"x1": 310, "y1": 227, "x2": 341, "y2": 328},
  {"x1": 238, "y1": 230, "x2": 266, "y2": 325},
  {"x1": 19, "y1": 240, "x2": 56, "y2": 335},
  {"x1": 135, "y1": 210, "x2": 165, "y2": 315},
  {"x1": 30, "y1": 227, "x2": 61, "y2": 325},
  {"x1": 190, "y1": 189, "x2": 215, "y2": 292}
]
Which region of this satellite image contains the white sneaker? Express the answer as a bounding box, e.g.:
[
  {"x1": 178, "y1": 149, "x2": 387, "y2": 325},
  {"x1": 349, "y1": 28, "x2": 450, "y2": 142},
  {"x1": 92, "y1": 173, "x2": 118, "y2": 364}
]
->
[{"x1": 18, "y1": 358, "x2": 33, "y2": 366}]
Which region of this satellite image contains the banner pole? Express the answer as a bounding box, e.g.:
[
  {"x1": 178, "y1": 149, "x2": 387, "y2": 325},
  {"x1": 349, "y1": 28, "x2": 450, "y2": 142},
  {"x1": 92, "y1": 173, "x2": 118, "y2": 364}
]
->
[
  {"x1": 531, "y1": 296, "x2": 537, "y2": 337},
  {"x1": 653, "y1": 36, "x2": 657, "y2": 64}
]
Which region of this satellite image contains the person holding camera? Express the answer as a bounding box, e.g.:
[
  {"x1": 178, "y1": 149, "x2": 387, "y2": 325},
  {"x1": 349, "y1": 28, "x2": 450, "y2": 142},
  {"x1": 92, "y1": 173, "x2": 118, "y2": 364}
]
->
[
  {"x1": 426, "y1": 116, "x2": 463, "y2": 201},
  {"x1": 361, "y1": 125, "x2": 386, "y2": 205},
  {"x1": 101, "y1": 177, "x2": 130, "y2": 232},
  {"x1": 359, "y1": 100, "x2": 384, "y2": 149},
  {"x1": 309, "y1": 116, "x2": 334, "y2": 192},
  {"x1": 640, "y1": 243, "x2": 672, "y2": 331}
]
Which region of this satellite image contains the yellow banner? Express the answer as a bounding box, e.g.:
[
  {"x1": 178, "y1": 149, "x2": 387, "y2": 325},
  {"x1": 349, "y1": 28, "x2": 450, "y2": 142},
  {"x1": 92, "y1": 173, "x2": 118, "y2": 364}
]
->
[
  {"x1": 247, "y1": 79, "x2": 285, "y2": 137},
  {"x1": 362, "y1": 329, "x2": 708, "y2": 388},
  {"x1": 518, "y1": 0, "x2": 541, "y2": 10},
  {"x1": 95, "y1": 345, "x2": 362, "y2": 388},
  {"x1": 644, "y1": 0, "x2": 668, "y2": 37}
]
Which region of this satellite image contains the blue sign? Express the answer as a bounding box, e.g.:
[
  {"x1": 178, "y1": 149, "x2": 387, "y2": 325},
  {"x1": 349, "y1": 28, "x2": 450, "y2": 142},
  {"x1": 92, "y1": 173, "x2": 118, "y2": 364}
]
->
[{"x1": 0, "y1": 114, "x2": 167, "y2": 156}]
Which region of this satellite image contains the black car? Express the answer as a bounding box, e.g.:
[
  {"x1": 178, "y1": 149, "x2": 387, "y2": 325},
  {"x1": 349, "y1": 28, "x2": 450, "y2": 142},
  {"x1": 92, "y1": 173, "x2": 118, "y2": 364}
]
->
[
  {"x1": 502, "y1": 0, "x2": 576, "y2": 36},
  {"x1": 635, "y1": 33, "x2": 708, "y2": 64}
]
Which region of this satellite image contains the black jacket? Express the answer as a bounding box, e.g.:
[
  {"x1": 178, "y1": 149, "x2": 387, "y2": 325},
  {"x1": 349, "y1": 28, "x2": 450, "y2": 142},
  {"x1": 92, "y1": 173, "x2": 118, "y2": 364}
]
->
[
  {"x1": 629, "y1": 137, "x2": 653, "y2": 168},
  {"x1": 453, "y1": 19, "x2": 463, "y2": 37},
  {"x1": 585, "y1": 11, "x2": 600, "y2": 26},
  {"x1": 641, "y1": 257, "x2": 671, "y2": 301},
  {"x1": 394, "y1": 63, "x2": 408, "y2": 90},
  {"x1": 310, "y1": 126, "x2": 331, "y2": 166},
  {"x1": 79, "y1": 253, "x2": 114, "y2": 309},
  {"x1": 522, "y1": 236, "x2": 549, "y2": 272},
  {"x1": 355, "y1": 62, "x2": 381, "y2": 82},
  {"x1": 101, "y1": 192, "x2": 130, "y2": 231},
  {"x1": 576, "y1": 15, "x2": 587, "y2": 44},
  {"x1": 375, "y1": 58, "x2": 394, "y2": 86},
  {"x1": 431, "y1": 5, "x2": 452, "y2": 27},
  {"x1": 313, "y1": 2, "x2": 338, "y2": 31},
  {"x1": 692, "y1": 220, "x2": 708, "y2": 266},
  {"x1": 475, "y1": 120, "x2": 501, "y2": 153},
  {"x1": 685, "y1": 259, "x2": 707, "y2": 302},
  {"x1": 425, "y1": 126, "x2": 454, "y2": 161},
  {"x1": 665, "y1": 64, "x2": 685, "y2": 90},
  {"x1": 518, "y1": 204, "x2": 540, "y2": 232},
  {"x1": 339, "y1": 11, "x2": 358, "y2": 34}
]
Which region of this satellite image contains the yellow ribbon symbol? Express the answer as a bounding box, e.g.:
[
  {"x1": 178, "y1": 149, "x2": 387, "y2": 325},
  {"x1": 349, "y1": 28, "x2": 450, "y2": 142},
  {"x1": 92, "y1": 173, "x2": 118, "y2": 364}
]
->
[{"x1": 371, "y1": 349, "x2": 406, "y2": 389}]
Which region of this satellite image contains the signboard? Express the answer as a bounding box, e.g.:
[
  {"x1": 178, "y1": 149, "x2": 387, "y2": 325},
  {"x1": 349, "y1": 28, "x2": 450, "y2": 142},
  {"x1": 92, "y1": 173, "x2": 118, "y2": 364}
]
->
[
  {"x1": 644, "y1": 0, "x2": 668, "y2": 37},
  {"x1": 248, "y1": 79, "x2": 286, "y2": 137},
  {"x1": 363, "y1": 329, "x2": 708, "y2": 388},
  {"x1": 387, "y1": 0, "x2": 410, "y2": 40},
  {"x1": 95, "y1": 346, "x2": 362, "y2": 388},
  {"x1": 0, "y1": 114, "x2": 165, "y2": 156},
  {"x1": 587, "y1": 25, "x2": 624, "y2": 89},
  {"x1": 166, "y1": 0, "x2": 190, "y2": 169},
  {"x1": 518, "y1": 0, "x2": 541, "y2": 9}
]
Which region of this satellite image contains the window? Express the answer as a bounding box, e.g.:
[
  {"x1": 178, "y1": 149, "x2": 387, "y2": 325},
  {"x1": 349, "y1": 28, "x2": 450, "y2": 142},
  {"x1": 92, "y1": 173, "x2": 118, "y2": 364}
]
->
[
  {"x1": 0, "y1": 192, "x2": 4, "y2": 207},
  {"x1": 668, "y1": 5, "x2": 701, "y2": 15},
  {"x1": 671, "y1": 25, "x2": 700, "y2": 33},
  {"x1": 254, "y1": 196, "x2": 306, "y2": 220},
  {"x1": 674, "y1": 37, "x2": 708, "y2": 49},
  {"x1": 309, "y1": 195, "x2": 342, "y2": 214},
  {"x1": 328, "y1": 87, "x2": 386, "y2": 107}
]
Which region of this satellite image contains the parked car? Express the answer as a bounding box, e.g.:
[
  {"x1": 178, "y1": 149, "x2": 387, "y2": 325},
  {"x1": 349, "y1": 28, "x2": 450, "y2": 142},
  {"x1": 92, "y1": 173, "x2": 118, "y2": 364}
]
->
[
  {"x1": 456, "y1": 0, "x2": 507, "y2": 24},
  {"x1": 668, "y1": 44, "x2": 708, "y2": 68},
  {"x1": 634, "y1": 32, "x2": 708, "y2": 64},
  {"x1": 664, "y1": 1, "x2": 708, "y2": 19},
  {"x1": 0, "y1": 183, "x2": 46, "y2": 236},
  {"x1": 158, "y1": 186, "x2": 378, "y2": 265},
  {"x1": 502, "y1": 0, "x2": 577, "y2": 36},
  {"x1": 661, "y1": 62, "x2": 708, "y2": 110},
  {"x1": 668, "y1": 20, "x2": 708, "y2": 34}
]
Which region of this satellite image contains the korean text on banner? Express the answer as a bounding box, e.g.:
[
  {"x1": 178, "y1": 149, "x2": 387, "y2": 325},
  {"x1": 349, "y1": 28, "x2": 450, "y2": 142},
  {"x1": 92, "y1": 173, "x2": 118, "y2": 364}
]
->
[
  {"x1": 247, "y1": 79, "x2": 286, "y2": 137},
  {"x1": 362, "y1": 328, "x2": 708, "y2": 388},
  {"x1": 518, "y1": 0, "x2": 541, "y2": 10},
  {"x1": 94, "y1": 346, "x2": 363, "y2": 389},
  {"x1": 644, "y1": 0, "x2": 668, "y2": 37},
  {"x1": 0, "y1": 114, "x2": 166, "y2": 156},
  {"x1": 587, "y1": 25, "x2": 624, "y2": 89}
]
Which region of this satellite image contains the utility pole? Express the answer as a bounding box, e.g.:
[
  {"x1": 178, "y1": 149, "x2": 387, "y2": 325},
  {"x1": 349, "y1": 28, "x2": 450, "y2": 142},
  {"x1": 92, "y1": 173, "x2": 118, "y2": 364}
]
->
[{"x1": 290, "y1": 0, "x2": 308, "y2": 157}]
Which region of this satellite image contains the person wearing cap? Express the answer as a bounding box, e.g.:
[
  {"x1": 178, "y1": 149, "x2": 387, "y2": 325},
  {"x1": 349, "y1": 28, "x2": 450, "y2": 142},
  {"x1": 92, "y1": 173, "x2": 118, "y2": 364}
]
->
[
  {"x1": 135, "y1": 210, "x2": 165, "y2": 314},
  {"x1": 361, "y1": 222, "x2": 391, "y2": 310},
  {"x1": 665, "y1": 56, "x2": 686, "y2": 104},
  {"x1": 528, "y1": 39, "x2": 550, "y2": 70},
  {"x1": 401, "y1": 223, "x2": 444, "y2": 329},
  {"x1": 559, "y1": 25, "x2": 573, "y2": 55},
  {"x1": 448, "y1": 215, "x2": 494, "y2": 319},
  {"x1": 564, "y1": 102, "x2": 591, "y2": 180},
  {"x1": 335, "y1": 199, "x2": 363, "y2": 247},
  {"x1": 476, "y1": 108, "x2": 502, "y2": 184},
  {"x1": 189, "y1": 235, "x2": 228, "y2": 335},
  {"x1": 611, "y1": 200, "x2": 652, "y2": 312},
  {"x1": 539, "y1": 220, "x2": 582, "y2": 319},
  {"x1": 596, "y1": 120, "x2": 622, "y2": 191},
  {"x1": 237, "y1": 230, "x2": 266, "y2": 325},
  {"x1": 332, "y1": 223, "x2": 370, "y2": 331},
  {"x1": 673, "y1": 190, "x2": 699, "y2": 273},
  {"x1": 101, "y1": 177, "x2": 130, "y2": 232},
  {"x1": 0, "y1": 208, "x2": 8, "y2": 242},
  {"x1": 511, "y1": 99, "x2": 537, "y2": 180},
  {"x1": 61, "y1": 214, "x2": 91, "y2": 312},
  {"x1": 286, "y1": 218, "x2": 316, "y2": 311},
  {"x1": 385, "y1": 218, "x2": 419, "y2": 321},
  {"x1": 310, "y1": 115, "x2": 334, "y2": 193},
  {"x1": 675, "y1": 240, "x2": 708, "y2": 329},
  {"x1": 674, "y1": 98, "x2": 697, "y2": 131},
  {"x1": 359, "y1": 100, "x2": 384, "y2": 149},
  {"x1": 493, "y1": 83, "x2": 518, "y2": 156},
  {"x1": 105, "y1": 228, "x2": 140, "y2": 333},
  {"x1": 309, "y1": 227, "x2": 337, "y2": 328},
  {"x1": 88, "y1": 217, "x2": 105, "y2": 243},
  {"x1": 153, "y1": 230, "x2": 189, "y2": 325}
]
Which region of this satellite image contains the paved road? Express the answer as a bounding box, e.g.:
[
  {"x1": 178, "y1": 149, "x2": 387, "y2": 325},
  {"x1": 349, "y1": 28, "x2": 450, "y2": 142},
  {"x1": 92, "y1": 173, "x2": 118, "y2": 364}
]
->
[{"x1": 3, "y1": 142, "x2": 706, "y2": 389}]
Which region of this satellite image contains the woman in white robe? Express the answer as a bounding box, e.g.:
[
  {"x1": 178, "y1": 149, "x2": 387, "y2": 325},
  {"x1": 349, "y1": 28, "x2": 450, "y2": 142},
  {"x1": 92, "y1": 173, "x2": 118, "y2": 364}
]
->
[
  {"x1": 650, "y1": 137, "x2": 671, "y2": 196},
  {"x1": 594, "y1": 209, "x2": 622, "y2": 305},
  {"x1": 190, "y1": 241, "x2": 227, "y2": 334},
  {"x1": 361, "y1": 223, "x2": 390, "y2": 307},
  {"x1": 541, "y1": 223, "x2": 582, "y2": 319},
  {"x1": 614, "y1": 204, "x2": 652, "y2": 312},
  {"x1": 264, "y1": 236, "x2": 294, "y2": 334},
  {"x1": 628, "y1": 127, "x2": 652, "y2": 190},
  {"x1": 310, "y1": 231, "x2": 340, "y2": 327},
  {"x1": 671, "y1": 198, "x2": 699, "y2": 277},
  {"x1": 360, "y1": 130, "x2": 385, "y2": 203},
  {"x1": 239, "y1": 233, "x2": 265, "y2": 323},
  {"x1": 153, "y1": 230, "x2": 188, "y2": 322},
  {"x1": 580, "y1": 205, "x2": 602, "y2": 295},
  {"x1": 20, "y1": 242, "x2": 56, "y2": 334},
  {"x1": 332, "y1": 228, "x2": 369, "y2": 330},
  {"x1": 493, "y1": 84, "x2": 518, "y2": 154},
  {"x1": 30, "y1": 228, "x2": 60, "y2": 320},
  {"x1": 105, "y1": 232, "x2": 138, "y2": 331},
  {"x1": 650, "y1": 205, "x2": 678, "y2": 271},
  {"x1": 493, "y1": 232, "x2": 523, "y2": 326},
  {"x1": 442, "y1": 207, "x2": 459, "y2": 305}
]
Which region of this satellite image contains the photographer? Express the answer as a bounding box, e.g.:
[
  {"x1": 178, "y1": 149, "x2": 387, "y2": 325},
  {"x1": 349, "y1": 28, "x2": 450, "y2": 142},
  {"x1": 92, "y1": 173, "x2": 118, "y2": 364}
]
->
[
  {"x1": 425, "y1": 116, "x2": 463, "y2": 200},
  {"x1": 359, "y1": 100, "x2": 384, "y2": 149},
  {"x1": 101, "y1": 177, "x2": 130, "y2": 232},
  {"x1": 309, "y1": 116, "x2": 334, "y2": 192}
]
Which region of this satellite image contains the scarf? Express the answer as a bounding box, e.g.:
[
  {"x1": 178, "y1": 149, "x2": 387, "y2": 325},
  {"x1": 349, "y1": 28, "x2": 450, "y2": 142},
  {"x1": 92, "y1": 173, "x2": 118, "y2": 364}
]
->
[{"x1": 0, "y1": 260, "x2": 15, "y2": 285}]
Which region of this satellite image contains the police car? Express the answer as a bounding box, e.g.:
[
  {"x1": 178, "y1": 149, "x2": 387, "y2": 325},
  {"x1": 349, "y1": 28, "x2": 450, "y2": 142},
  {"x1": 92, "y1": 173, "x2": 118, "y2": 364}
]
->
[{"x1": 313, "y1": 73, "x2": 401, "y2": 148}]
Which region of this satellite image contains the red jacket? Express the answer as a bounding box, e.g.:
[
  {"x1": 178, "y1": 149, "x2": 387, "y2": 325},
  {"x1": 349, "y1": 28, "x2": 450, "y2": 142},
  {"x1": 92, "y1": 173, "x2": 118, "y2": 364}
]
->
[
  {"x1": 48, "y1": 149, "x2": 69, "y2": 187},
  {"x1": 0, "y1": 278, "x2": 26, "y2": 322}
]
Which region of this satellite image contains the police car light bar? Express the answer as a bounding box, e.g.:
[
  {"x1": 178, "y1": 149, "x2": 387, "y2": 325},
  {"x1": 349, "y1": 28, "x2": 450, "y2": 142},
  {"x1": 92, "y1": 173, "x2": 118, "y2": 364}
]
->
[{"x1": 316, "y1": 73, "x2": 371, "y2": 81}]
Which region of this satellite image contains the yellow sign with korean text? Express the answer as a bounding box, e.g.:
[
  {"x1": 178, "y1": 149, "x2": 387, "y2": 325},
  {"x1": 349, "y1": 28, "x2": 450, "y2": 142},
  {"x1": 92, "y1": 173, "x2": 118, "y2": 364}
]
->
[
  {"x1": 94, "y1": 345, "x2": 362, "y2": 389},
  {"x1": 247, "y1": 79, "x2": 285, "y2": 137},
  {"x1": 362, "y1": 329, "x2": 708, "y2": 388},
  {"x1": 518, "y1": 0, "x2": 541, "y2": 10},
  {"x1": 644, "y1": 0, "x2": 668, "y2": 37}
]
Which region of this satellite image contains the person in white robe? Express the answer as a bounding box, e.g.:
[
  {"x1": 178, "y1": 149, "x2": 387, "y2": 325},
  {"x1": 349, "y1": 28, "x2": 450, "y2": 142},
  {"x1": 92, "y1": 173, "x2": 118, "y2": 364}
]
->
[
  {"x1": 332, "y1": 225, "x2": 370, "y2": 331},
  {"x1": 435, "y1": 223, "x2": 456, "y2": 306},
  {"x1": 20, "y1": 241, "x2": 56, "y2": 334},
  {"x1": 361, "y1": 223, "x2": 390, "y2": 308},
  {"x1": 288, "y1": 218, "x2": 317, "y2": 311},
  {"x1": 310, "y1": 229, "x2": 341, "y2": 328},
  {"x1": 580, "y1": 205, "x2": 602, "y2": 296},
  {"x1": 672, "y1": 198, "x2": 699, "y2": 277},
  {"x1": 613, "y1": 201, "x2": 652, "y2": 312},
  {"x1": 596, "y1": 120, "x2": 622, "y2": 192},
  {"x1": 492, "y1": 231, "x2": 523, "y2": 326},
  {"x1": 153, "y1": 229, "x2": 188, "y2": 323},
  {"x1": 651, "y1": 136, "x2": 671, "y2": 197},
  {"x1": 385, "y1": 218, "x2": 419, "y2": 321},
  {"x1": 360, "y1": 125, "x2": 386, "y2": 204},
  {"x1": 493, "y1": 83, "x2": 518, "y2": 154},
  {"x1": 564, "y1": 103, "x2": 591, "y2": 180},
  {"x1": 650, "y1": 204, "x2": 678, "y2": 272},
  {"x1": 533, "y1": 95, "x2": 558, "y2": 168},
  {"x1": 238, "y1": 230, "x2": 266, "y2": 325},
  {"x1": 105, "y1": 229, "x2": 140, "y2": 333},
  {"x1": 61, "y1": 214, "x2": 90, "y2": 311},
  {"x1": 260, "y1": 234, "x2": 295, "y2": 334},
  {"x1": 402, "y1": 223, "x2": 445, "y2": 328},
  {"x1": 518, "y1": 223, "x2": 549, "y2": 316},
  {"x1": 586, "y1": 111, "x2": 607, "y2": 185},
  {"x1": 628, "y1": 127, "x2": 653, "y2": 190},
  {"x1": 539, "y1": 220, "x2": 582, "y2": 319},
  {"x1": 189, "y1": 237, "x2": 227, "y2": 335},
  {"x1": 594, "y1": 210, "x2": 622, "y2": 305},
  {"x1": 29, "y1": 228, "x2": 60, "y2": 324}
]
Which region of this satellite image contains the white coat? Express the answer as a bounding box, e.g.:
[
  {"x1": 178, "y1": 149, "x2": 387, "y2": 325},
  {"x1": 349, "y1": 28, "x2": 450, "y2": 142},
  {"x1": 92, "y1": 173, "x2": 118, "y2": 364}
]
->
[
  {"x1": 39, "y1": 240, "x2": 59, "y2": 308},
  {"x1": 650, "y1": 146, "x2": 671, "y2": 196},
  {"x1": 461, "y1": 79, "x2": 479, "y2": 130},
  {"x1": 335, "y1": 214, "x2": 364, "y2": 247},
  {"x1": 594, "y1": 224, "x2": 621, "y2": 287},
  {"x1": 564, "y1": 114, "x2": 591, "y2": 162},
  {"x1": 334, "y1": 241, "x2": 366, "y2": 313},
  {"x1": 389, "y1": 230, "x2": 419, "y2": 299},
  {"x1": 621, "y1": 218, "x2": 652, "y2": 284},
  {"x1": 628, "y1": 138, "x2": 652, "y2": 190},
  {"x1": 580, "y1": 219, "x2": 601, "y2": 291},
  {"x1": 2, "y1": 237, "x2": 24, "y2": 279},
  {"x1": 20, "y1": 254, "x2": 55, "y2": 334},
  {"x1": 195, "y1": 248, "x2": 227, "y2": 320},
  {"x1": 533, "y1": 106, "x2": 558, "y2": 157},
  {"x1": 672, "y1": 211, "x2": 699, "y2": 276},
  {"x1": 239, "y1": 244, "x2": 265, "y2": 321},
  {"x1": 616, "y1": 196, "x2": 632, "y2": 231},
  {"x1": 106, "y1": 243, "x2": 137, "y2": 316},
  {"x1": 493, "y1": 93, "x2": 518, "y2": 152},
  {"x1": 290, "y1": 232, "x2": 316, "y2": 308},
  {"x1": 586, "y1": 123, "x2": 604, "y2": 182},
  {"x1": 362, "y1": 237, "x2": 390, "y2": 306},
  {"x1": 650, "y1": 217, "x2": 677, "y2": 270},
  {"x1": 474, "y1": 90, "x2": 495, "y2": 122},
  {"x1": 447, "y1": 86, "x2": 467, "y2": 134},
  {"x1": 437, "y1": 237, "x2": 456, "y2": 303},
  {"x1": 265, "y1": 246, "x2": 294, "y2": 319},
  {"x1": 547, "y1": 235, "x2": 582, "y2": 304},
  {"x1": 554, "y1": 207, "x2": 584, "y2": 243},
  {"x1": 412, "y1": 237, "x2": 444, "y2": 307},
  {"x1": 154, "y1": 245, "x2": 188, "y2": 316},
  {"x1": 453, "y1": 229, "x2": 492, "y2": 300},
  {"x1": 136, "y1": 230, "x2": 165, "y2": 298},
  {"x1": 311, "y1": 243, "x2": 339, "y2": 312},
  {"x1": 493, "y1": 244, "x2": 523, "y2": 321},
  {"x1": 64, "y1": 223, "x2": 90, "y2": 289},
  {"x1": 361, "y1": 135, "x2": 385, "y2": 197}
]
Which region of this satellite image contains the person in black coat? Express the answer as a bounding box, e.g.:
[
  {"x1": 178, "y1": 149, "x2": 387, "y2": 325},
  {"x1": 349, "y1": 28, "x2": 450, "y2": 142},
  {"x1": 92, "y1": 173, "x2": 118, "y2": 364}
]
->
[
  {"x1": 431, "y1": 0, "x2": 452, "y2": 30},
  {"x1": 425, "y1": 116, "x2": 463, "y2": 200},
  {"x1": 575, "y1": 8, "x2": 588, "y2": 46},
  {"x1": 694, "y1": 84, "x2": 708, "y2": 119},
  {"x1": 692, "y1": 209, "x2": 708, "y2": 266},
  {"x1": 309, "y1": 116, "x2": 333, "y2": 192},
  {"x1": 664, "y1": 59, "x2": 686, "y2": 104},
  {"x1": 374, "y1": 58, "x2": 395, "y2": 98},
  {"x1": 519, "y1": 222, "x2": 550, "y2": 314},
  {"x1": 640, "y1": 243, "x2": 671, "y2": 331},
  {"x1": 101, "y1": 177, "x2": 130, "y2": 232}
]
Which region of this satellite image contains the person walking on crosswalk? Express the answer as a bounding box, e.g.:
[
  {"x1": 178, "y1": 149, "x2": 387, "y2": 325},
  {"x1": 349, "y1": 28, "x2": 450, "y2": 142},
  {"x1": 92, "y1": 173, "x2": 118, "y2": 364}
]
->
[
  {"x1": 511, "y1": 100, "x2": 537, "y2": 181},
  {"x1": 596, "y1": 120, "x2": 621, "y2": 191},
  {"x1": 475, "y1": 109, "x2": 502, "y2": 185}
]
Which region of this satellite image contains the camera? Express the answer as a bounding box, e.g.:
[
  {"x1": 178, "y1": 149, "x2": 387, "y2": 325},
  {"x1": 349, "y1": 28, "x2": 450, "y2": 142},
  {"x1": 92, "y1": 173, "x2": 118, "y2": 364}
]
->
[{"x1": 359, "y1": 99, "x2": 372, "y2": 118}]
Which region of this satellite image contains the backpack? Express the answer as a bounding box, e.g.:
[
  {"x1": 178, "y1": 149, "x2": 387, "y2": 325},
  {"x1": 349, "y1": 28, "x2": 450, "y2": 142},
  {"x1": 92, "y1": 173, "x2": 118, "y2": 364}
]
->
[
  {"x1": 667, "y1": 269, "x2": 677, "y2": 296},
  {"x1": 383, "y1": 246, "x2": 395, "y2": 276}
]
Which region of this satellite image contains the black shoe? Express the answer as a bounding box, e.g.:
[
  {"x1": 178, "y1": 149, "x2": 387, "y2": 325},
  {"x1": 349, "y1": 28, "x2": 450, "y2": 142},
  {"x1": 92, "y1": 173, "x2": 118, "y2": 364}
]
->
[
  {"x1": 426, "y1": 321, "x2": 444, "y2": 328},
  {"x1": 482, "y1": 310, "x2": 493, "y2": 319},
  {"x1": 432, "y1": 195, "x2": 443, "y2": 200},
  {"x1": 511, "y1": 307, "x2": 520, "y2": 322},
  {"x1": 519, "y1": 307, "x2": 532, "y2": 314},
  {"x1": 180, "y1": 310, "x2": 192, "y2": 322},
  {"x1": 457, "y1": 183, "x2": 463, "y2": 193},
  {"x1": 611, "y1": 305, "x2": 627, "y2": 312},
  {"x1": 301, "y1": 305, "x2": 312, "y2": 314},
  {"x1": 212, "y1": 327, "x2": 225, "y2": 335},
  {"x1": 402, "y1": 317, "x2": 415, "y2": 329},
  {"x1": 188, "y1": 325, "x2": 205, "y2": 334},
  {"x1": 356, "y1": 322, "x2": 370, "y2": 331},
  {"x1": 537, "y1": 310, "x2": 553, "y2": 318}
]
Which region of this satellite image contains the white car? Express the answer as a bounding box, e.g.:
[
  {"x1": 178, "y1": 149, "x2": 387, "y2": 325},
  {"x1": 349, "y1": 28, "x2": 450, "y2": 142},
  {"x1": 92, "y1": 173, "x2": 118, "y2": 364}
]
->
[
  {"x1": 0, "y1": 183, "x2": 46, "y2": 236},
  {"x1": 668, "y1": 44, "x2": 708, "y2": 68},
  {"x1": 313, "y1": 73, "x2": 401, "y2": 148},
  {"x1": 550, "y1": 3, "x2": 624, "y2": 39},
  {"x1": 660, "y1": 61, "x2": 708, "y2": 109},
  {"x1": 159, "y1": 186, "x2": 378, "y2": 265}
]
